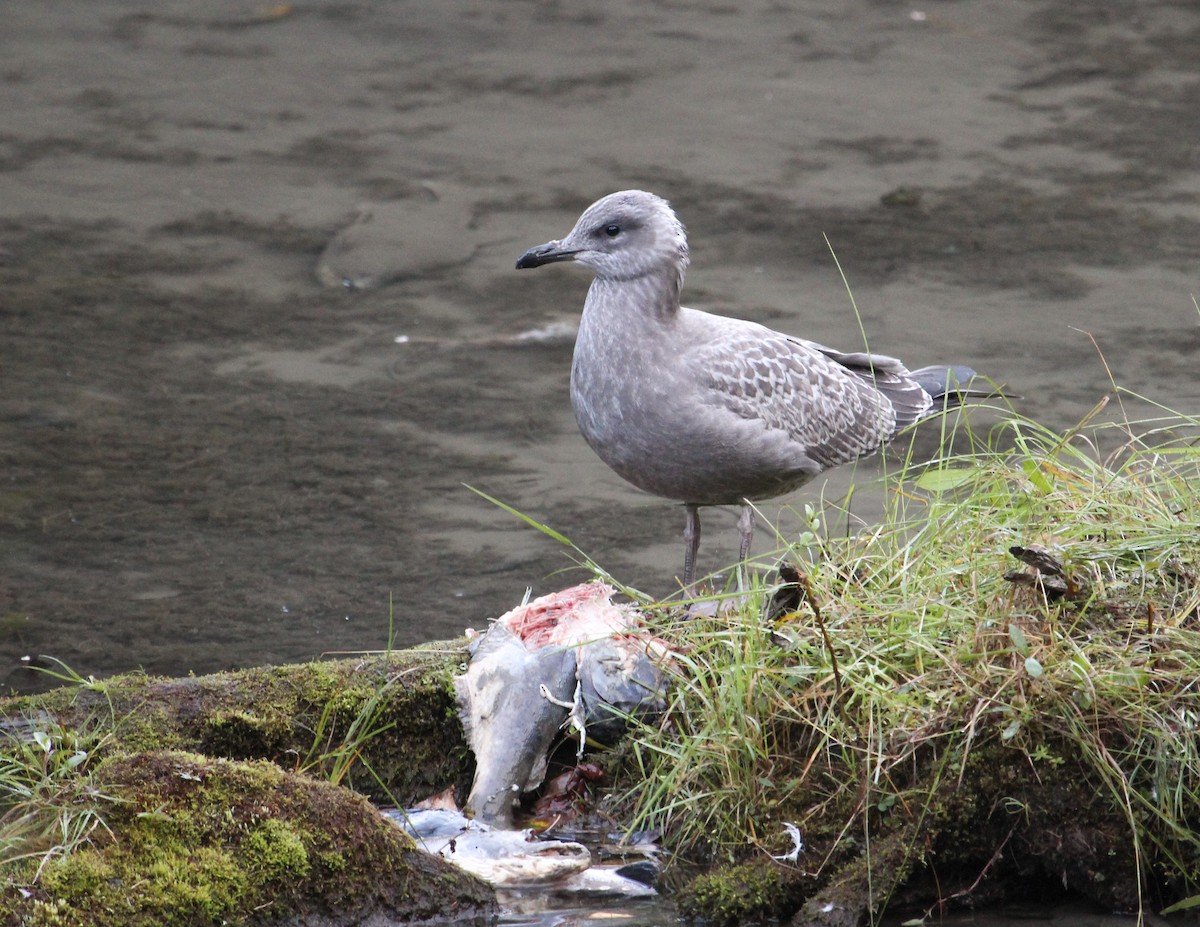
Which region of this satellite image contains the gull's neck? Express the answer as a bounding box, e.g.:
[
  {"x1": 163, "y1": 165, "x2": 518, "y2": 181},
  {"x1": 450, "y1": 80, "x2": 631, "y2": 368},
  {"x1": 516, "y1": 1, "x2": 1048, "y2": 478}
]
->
[{"x1": 584, "y1": 269, "x2": 683, "y2": 329}]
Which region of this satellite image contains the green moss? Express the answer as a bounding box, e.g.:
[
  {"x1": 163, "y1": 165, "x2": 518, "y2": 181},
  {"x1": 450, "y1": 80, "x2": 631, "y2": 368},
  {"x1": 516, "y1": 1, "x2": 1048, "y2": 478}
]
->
[
  {"x1": 1, "y1": 750, "x2": 494, "y2": 926},
  {"x1": 0, "y1": 643, "x2": 476, "y2": 808},
  {"x1": 21, "y1": 897, "x2": 71, "y2": 927},
  {"x1": 315, "y1": 848, "x2": 347, "y2": 872},
  {"x1": 139, "y1": 845, "x2": 248, "y2": 920},
  {"x1": 34, "y1": 839, "x2": 250, "y2": 925},
  {"x1": 678, "y1": 858, "x2": 810, "y2": 926},
  {"x1": 244, "y1": 818, "x2": 310, "y2": 882},
  {"x1": 37, "y1": 850, "x2": 114, "y2": 900}
]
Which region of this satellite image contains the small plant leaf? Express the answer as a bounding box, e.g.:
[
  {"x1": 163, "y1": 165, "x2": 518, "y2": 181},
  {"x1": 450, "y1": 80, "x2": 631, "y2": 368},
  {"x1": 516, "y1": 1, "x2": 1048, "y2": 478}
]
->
[
  {"x1": 1114, "y1": 667, "x2": 1150, "y2": 689},
  {"x1": 1020, "y1": 458, "x2": 1054, "y2": 493},
  {"x1": 914, "y1": 467, "x2": 975, "y2": 492},
  {"x1": 1024, "y1": 656, "x2": 1043, "y2": 678},
  {"x1": 1008, "y1": 623, "x2": 1029, "y2": 656},
  {"x1": 1161, "y1": 894, "x2": 1200, "y2": 914}
]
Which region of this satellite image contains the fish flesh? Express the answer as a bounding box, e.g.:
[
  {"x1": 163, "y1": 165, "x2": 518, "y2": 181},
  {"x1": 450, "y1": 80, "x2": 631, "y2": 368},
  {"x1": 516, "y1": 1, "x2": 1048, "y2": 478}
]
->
[{"x1": 454, "y1": 582, "x2": 669, "y2": 827}]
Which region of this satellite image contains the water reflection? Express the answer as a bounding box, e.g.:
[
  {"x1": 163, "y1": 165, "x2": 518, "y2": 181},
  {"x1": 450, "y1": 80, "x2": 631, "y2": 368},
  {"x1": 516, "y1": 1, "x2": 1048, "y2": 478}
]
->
[
  {"x1": 498, "y1": 895, "x2": 676, "y2": 927},
  {"x1": 495, "y1": 896, "x2": 1151, "y2": 927}
]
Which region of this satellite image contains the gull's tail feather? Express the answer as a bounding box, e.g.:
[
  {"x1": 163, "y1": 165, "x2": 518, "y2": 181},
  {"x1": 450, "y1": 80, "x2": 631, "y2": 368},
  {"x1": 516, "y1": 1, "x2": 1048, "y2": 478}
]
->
[{"x1": 911, "y1": 364, "x2": 1004, "y2": 411}]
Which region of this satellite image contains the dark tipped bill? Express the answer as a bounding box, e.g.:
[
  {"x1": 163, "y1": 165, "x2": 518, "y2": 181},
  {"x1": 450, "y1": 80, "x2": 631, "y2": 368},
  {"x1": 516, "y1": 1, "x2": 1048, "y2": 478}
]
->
[{"x1": 515, "y1": 241, "x2": 580, "y2": 269}]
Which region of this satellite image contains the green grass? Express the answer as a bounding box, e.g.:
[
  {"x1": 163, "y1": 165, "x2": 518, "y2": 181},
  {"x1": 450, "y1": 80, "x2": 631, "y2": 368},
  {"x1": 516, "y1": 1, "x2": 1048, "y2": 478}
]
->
[
  {"x1": 616, "y1": 399, "x2": 1200, "y2": 912},
  {"x1": 0, "y1": 701, "x2": 118, "y2": 878}
]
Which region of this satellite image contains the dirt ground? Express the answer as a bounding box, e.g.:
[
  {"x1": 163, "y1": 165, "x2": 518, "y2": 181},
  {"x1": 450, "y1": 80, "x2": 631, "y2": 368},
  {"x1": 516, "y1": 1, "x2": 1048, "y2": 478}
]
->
[{"x1": 2, "y1": 0, "x2": 1198, "y2": 689}]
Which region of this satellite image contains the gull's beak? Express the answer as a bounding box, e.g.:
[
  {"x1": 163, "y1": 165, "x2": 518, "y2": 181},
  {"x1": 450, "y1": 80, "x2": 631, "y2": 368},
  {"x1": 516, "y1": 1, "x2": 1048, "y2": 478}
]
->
[{"x1": 515, "y1": 240, "x2": 580, "y2": 269}]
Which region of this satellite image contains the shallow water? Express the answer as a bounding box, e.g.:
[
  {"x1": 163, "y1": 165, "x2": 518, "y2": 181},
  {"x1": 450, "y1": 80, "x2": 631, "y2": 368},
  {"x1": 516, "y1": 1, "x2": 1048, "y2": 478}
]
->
[
  {"x1": 1, "y1": 1, "x2": 1198, "y2": 694},
  {"x1": 492, "y1": 891, "x2": 1147, "y2": 927},
  {"x1": 498, "y1": 895, "x2": 676, "y2": 927}
]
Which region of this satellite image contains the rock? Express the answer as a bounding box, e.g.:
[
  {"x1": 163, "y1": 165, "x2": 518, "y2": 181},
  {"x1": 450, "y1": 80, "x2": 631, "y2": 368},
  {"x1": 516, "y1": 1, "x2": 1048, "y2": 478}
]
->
[{"x1": 1, "y1": 751, "x2": 496, "y2": 927}]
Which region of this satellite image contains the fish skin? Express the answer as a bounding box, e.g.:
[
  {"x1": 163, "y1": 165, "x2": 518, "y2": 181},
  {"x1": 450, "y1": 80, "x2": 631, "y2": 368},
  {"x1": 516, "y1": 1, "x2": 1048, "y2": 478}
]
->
[
  {"x1": 455, "y1": 582, "x2": 671, "y2": 826},
  {"x1": 455, "y1": 621, "x2": 578, "y2": 827},
  {"x1": 392, "y1": 808, "x2": 593, "y2": 887},
  {"x1": 577, "y1": 636, "x2": 667, "y2": 743}
]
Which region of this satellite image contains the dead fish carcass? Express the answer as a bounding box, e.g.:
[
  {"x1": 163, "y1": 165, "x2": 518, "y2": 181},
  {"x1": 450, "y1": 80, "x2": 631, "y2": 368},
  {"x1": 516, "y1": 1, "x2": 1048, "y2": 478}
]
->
[
  {"x1": 390, "y1": 807, "x2": 657, "y2": 896},
  {"x1": 392, "y1": 808, "x2": 591, "y2": 886},
  {"x1": 454, "y1": 581, "x2": 670, "y2": 827}
]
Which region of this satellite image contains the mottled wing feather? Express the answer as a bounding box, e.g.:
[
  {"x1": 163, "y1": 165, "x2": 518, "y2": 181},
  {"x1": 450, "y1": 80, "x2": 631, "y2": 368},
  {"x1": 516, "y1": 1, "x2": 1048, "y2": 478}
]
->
[
  {"x1": 812, "y1": 342, "x2": 934, "y2": 429},
  {"x1": 699, "y1": 330, "x2": 903, "y2": 468}
]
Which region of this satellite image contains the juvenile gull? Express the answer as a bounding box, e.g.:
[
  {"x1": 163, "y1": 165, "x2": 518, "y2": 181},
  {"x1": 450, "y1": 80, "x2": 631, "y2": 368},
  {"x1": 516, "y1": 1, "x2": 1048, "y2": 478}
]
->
[{"x1": 516, "y1": 190, "x2": 982, "y2": 590}]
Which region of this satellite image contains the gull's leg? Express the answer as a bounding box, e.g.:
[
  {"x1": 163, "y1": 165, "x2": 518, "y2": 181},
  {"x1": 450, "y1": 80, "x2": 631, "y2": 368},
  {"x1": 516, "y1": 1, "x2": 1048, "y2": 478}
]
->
[
  {"x1": 737, "y1": 503, "x2": 755, "y2": 568},
  {"x1": 682, "y1": 503, "x2": 701, "y2": 592}
]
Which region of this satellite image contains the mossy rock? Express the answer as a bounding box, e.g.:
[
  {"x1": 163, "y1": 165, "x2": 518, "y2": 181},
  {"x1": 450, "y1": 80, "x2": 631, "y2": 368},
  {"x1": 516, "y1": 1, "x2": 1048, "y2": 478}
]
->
[
  {"x1": 0, "y1": 644, "x2": 474, "y2": 807},
  {"x1": 1, "y1": 750, "x2": 496, "y2": 927},
  {"x1": 675, "y1": 736, "x2": 1153, "y2": 927},
  {"x1": 676, "y1": 857, "x2": 814, "y2": 927}
]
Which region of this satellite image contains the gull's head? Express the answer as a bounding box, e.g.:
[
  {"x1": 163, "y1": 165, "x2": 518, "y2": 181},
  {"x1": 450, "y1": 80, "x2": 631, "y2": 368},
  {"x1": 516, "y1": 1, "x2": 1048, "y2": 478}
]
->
[{"x1": 516, "y1": 190, "x2": 689, "y2": 283}]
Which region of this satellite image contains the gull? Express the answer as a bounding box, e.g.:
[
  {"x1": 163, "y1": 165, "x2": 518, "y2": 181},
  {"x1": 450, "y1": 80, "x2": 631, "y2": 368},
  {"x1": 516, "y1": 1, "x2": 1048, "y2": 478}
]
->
[{"x1": 516, "y1": 190, "x2": 983, "y2": 591}]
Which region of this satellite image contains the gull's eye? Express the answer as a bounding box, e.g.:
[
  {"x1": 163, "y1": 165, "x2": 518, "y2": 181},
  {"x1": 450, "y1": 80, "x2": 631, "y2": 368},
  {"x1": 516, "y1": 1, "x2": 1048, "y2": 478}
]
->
[{"x1": 603, "y1": 224, "x2": 621, "y2": 238}]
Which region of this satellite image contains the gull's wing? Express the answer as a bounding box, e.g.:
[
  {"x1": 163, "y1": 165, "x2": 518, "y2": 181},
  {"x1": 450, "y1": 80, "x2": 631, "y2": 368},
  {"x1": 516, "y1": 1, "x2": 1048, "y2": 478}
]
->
[{"x1": 696, "y1": 328, "x2": 910, "y2": 469}]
